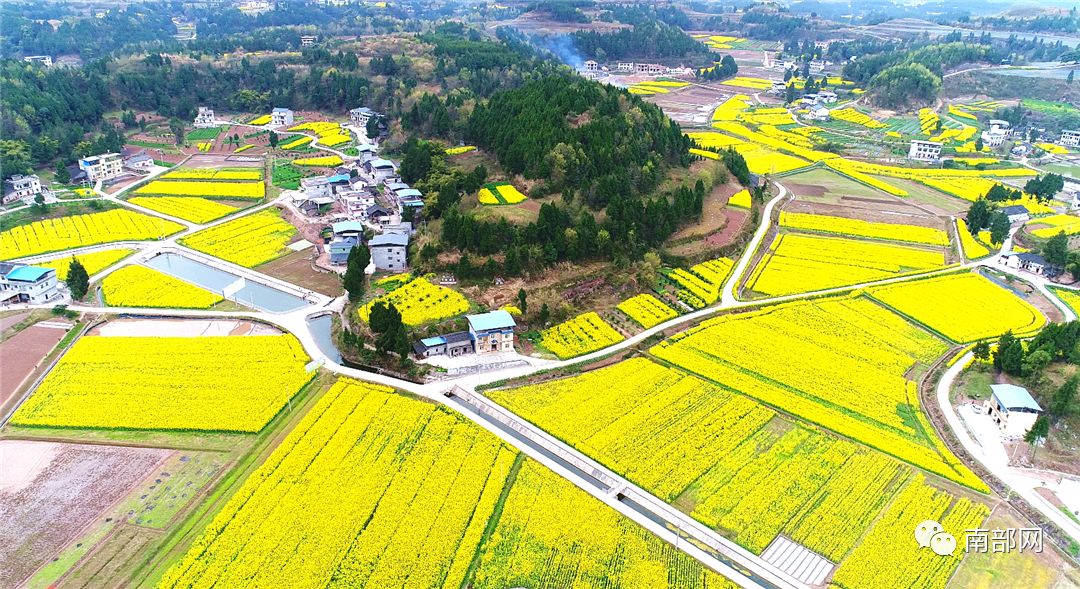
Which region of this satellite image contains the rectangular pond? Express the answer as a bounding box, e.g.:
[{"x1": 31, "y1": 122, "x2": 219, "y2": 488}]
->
[{"x1": 144, "y1": 253, "x2": 312, "y2": 313}]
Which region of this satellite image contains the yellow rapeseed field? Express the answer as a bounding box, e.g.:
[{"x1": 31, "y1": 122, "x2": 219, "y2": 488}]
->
[
  {"x1": 539, "y1": 312, "x2": 624, "y2": 359},
  {"x1": 128, "y1": 197, "x2": 240, "y2": 223},
  {"x1": 292, "y1": 155, "x2": 345, "y2": 167},
  {"x1": 617, "y1": 293, "x2": 678, "y2": 328},
  {"x1": 36, "y1": 249, "x2": 133, "y2": 279},
  {"x1": 160, "y1": 168, "x2": 262, "y2": 181},
  {"x1": 358, "y1": 276, "x2": 469, "y2": 326},
  {"x1": 11, "y1": 334, "x2": 312, "y2": 432},
  {"x1": 101, "y1": 265, "x2": 223, "y2": 309},
  {"x1": 780, "y1": 212, "x2": 950, "y2": 246},
  {"x1": 179, "y1": 209, "x2": 297, "y2": 267},
  {"x1": 0, "y1": 209, "x2": 183, "y2": 260},
  {"x1": 748, "y1": 233, "x2": 945, "y2": 297},
  {"x1": 159, "y1": 379, "x2": 519, "y2": 588},
  {"x1": 956, "y1": 220, "x2": 991, "y2": 259},
  {"x1": 134, "y1": 179, "x2": 265, "y2": 200},
  {"x1": 650, "y1": 295, "x2": 985, "y2": 490},
  {"x1": 868, "y1": 272, "x2": 1047, "y2": 342}
]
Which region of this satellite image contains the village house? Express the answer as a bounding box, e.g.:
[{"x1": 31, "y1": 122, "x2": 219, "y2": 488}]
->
[
  {"x1": 365, "y1": 204, "x2": 393, "y2": 225},
  {"x1": 270, "y1": 107, "x2": 294, "y2": 127},
  {"x1": 583, "y1": 60, "x2": 598, "y2": 72},
  {"x1": 0, "y1": 263, "x2": 61, "y2": 305},
  {"x1": 300, "y1": 176, "x2": 333, "y2": 200},
  {"x1": 810, "y1": 106, "x2": 830, "y2": 122},
  {"x1": 413, "y1": 310, "x2": 517, "y2": 359},
  {"x1": 1002, "y1": 252, "x2": 1061, "y2": 277},
  {"x1": 328, "y1": 235, "x2": 359, "y2": 266},
  {"x1": 193, "y1": 106, "x2": 217, "y2": 128},
  {"x1": 78, "y1": 153, "x2": 123, "y2": 182},
  {"x1": 616, "y1": 62, "x2": 634, "y2": 72},
  {"x1": 332, "y1": 220, "x2": 365, "y2": 240},
  {"x1": 3, "y1": 174, "x2": 42, "y2": 203},
  {"x1": 468, "y1": 310, "x2": 517, "y2": 354},
  {"x1": 818, "y1": 90, "x2": 837, "y2": 103},
  {"x1": 23, "y1": 55, "x2": 52, "y2": 67},
  {"x1": 984, "y1": 384, "x2": 1042, "y2": 437},
  {"x1": 908, "y1": 140, "x2": 942, "y2": 162},
  {"x1": 350, "y1": 107, "x2": 378, "y2": 128},
  {"x1": 413, "y1": 331, "x2": 475, "y2": 358},
  {"x1": 369, "y1": 232, "x2": 408, "y2": 271},
  {"x1": 1000, "y1": 204, "x2": 1030, "y2": 224},
  {"x1": 364, "y1": 158, "x2": 397, "y2": 182},
  {"x1": 634, "y1": 62, "x2": 663, "y2": 75},
  {"x1": 301, "y1": 35, "x2": 318, "y2": 47},
  {"x1": 1060, "y1": 129, "x2": 1080, "y2": 148},
  {"x1": 123, "y1": 150, "x2": 155, "y2": 172}
]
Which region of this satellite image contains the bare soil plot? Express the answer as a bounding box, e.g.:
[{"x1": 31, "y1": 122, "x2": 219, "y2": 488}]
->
[
  {"x1": 0, "y1": 323, "x2": 70, "y2": 417},
  {"x1": 181, "y1": 154, "x2": 263, "y2": 169},
  {"x1": 644, "y1": 83, "x2": 733, "y2": 127},
  {"x1": 0, "y1": 440, "x2": 170, "y2": 589},
  {"x1": 0, "y1": 310, "x2": 30, "y2": 333},
  {"x1": 89, "y1": 318, "x2": 280, "y2": 337},
  {"x1": 257, "y1": 248, "x2": 345, "y2": 297}
]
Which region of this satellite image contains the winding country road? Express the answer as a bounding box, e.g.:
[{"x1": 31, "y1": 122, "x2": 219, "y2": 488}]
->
[{"x1": 7, "y1": 167, "x2": 1080, "y2": 587}]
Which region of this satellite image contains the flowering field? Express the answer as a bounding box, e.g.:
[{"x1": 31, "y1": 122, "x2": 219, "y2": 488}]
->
[
  {"x1": 134, "y1": 179, "x2": 265, "y2": 200},
  {"x1": 617, "y1": 293, "x2": 678, "y2": 328},
  {"x1": 780, "y1": 212, "x2": 949, "y2": 246},
  {"x1": 477, "y1": 182, "x2": 527, "y2": 205},
  {"x1": 830, "y1": 475, "x2": 989, "y2": 589},
  {"x1": 1051, "y1": 287, "x2": 1080, "y2": 316},
  {"x1": 128, "y1": 197, "x2": 240, "y2": 223},
  {"x1": 288, "y1": 121, "x2": 351, "y2": 147},
  {"x1": 747, "y1": 233, "x2": 945, "y2": 297},
  {"x1": 720, "y1": 76, "x2": 774, "y2": 90},
  {"x1": 248, "y1": 114, "x2": 271, "y2": 125},
  {"x1": 161, "y1": 168, "x2": 262, "y2": 181},
  {"x1": 668, "y1": 257, "x2": 734, "y2": 308},
  {"x1": 159, "y1": 379, "x2": 518, "y2": 588},
  {"x1": 358, "y1": 276, "x2": 469, "y2": 326},
  {"x1": 10, "y1": 334, "x2": 312, "y2": 432},
  {"x1": 490, "y1": 357, "x2": 983, "y2": 563},
  {"x1": 539, "y1": 312, "x2": 624, "y2": 359},
  {"x1": 650, "y1": 296, "x2": 985, "y2": 489},
  {"x1": 956, "y1": 220, "x2": 991, "y2": 259},
  {"x1": 830, "y1": 108, "x2": 887, "y2": 129},
  {"x1": 179, "y1": 209, "x2": 297, "y2": 267},
  {"x1": 0, "y1": 209, "x2": 183, "y2": 260},
  {"x1": 728, "y1": 189, "x2": 751, "y2": 209},
  {"x1": 292, "y1": 155, "x2": 344, "y2": 167},
  {"x1": 1027, "y1": 213, "x2": 1080, "y2": 238},
  {"x1": 470, "y1": 459, "x2": 735, "y2": 589},
  {"x1": 868, "y1": 273, "x2": 1047, "y2": 342},
  {"x1": 920, "y1": 177, "x2": 1054, "y2": 214},
  {"x1": 101, "y1": 265, "x2": 223, "y2": 309},
  {"x1": 445, "y1": 145, "x2": 476, "y2": 155},
  {"x1": 280, "y1": 136, "x2": 314, "y2": 150},
  {"x1": 37, "y1": 248, "x2": 133, "y2": 279}
]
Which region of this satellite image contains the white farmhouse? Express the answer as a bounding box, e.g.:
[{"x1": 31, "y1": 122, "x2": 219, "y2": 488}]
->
[
  {"x1": 984, "y1": 384, "x2": 1042, "y2": 437},
  {"x1": 78, "y1": 153, "x2": 123, "y2": 182},
  {"x1": 908, "y1": 140, "x2": 942, "y2": 161},
  {"x1": 193, "y1": 106, "x2": 216, "y2": 128},
  {"x1": 1060, "y1": 129, "x2": 1080, "y2": 148},
  {"x1": 271, "y1": 107, "x2": 294, "y2": 127},
  {"x1": 3, "y1": 174, "x2": 42, "y2": 203}
]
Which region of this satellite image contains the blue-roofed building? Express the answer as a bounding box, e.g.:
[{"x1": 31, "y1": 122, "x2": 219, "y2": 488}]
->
[
  {"x1": 332, "y1": 220, "x2": 365, "y2": 239},
  {"x1": 364, "y1": 158, "x2": 397, "y2": 181},
  {"x1": 0, "y1": 262, "x2": 61, "y2": 304},
  {"x1": 986, "y1": 384, "x2": 1043, "y2": 436},
  {"x1": 412, "y1": 331, "x2": 474, "y2": 358},
  {"x1": 467, "y1": 310, "x2": 517, "y2": 354},
  {"x1": 328, "y1": 235, "x2": 359, "y2": 266}
]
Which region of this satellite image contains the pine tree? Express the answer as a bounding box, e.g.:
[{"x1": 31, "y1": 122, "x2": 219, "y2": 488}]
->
[
  {"x1": 343, "y1": 244, "x2": 370, "y2": 302},
  {"x1": 517, "y1": 288, "x2": 528, "y2": 315},
  {"x1": 66, "y1": 258, "x2": 89, "y2": 300}
]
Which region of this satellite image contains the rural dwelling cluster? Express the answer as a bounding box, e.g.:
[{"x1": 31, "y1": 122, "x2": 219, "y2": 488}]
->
[
  {"x1": 0, "y1": 263, "x2": 60, "y2": 304},
  {"x1": 413, "y1": 310, "x2": 517, "y2": 358},
  {"x1": 3, "y1": 174, "x2": 44, "y2": 204},
  {"x1": 983, "y1": 384, "x2": 1043, "y2": 437},
  {"x1": 1000, "y1": 252, "x2": 1062, "y2": 277}
]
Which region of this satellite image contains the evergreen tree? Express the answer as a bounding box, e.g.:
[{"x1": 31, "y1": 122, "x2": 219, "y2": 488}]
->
[
  {"x1": 538, "y1": 302, "x2": 550, "y2": 326},
  {"x1": 1024, "y1": 414, "x2": 1049, "y2": 449},
  {"x1": 994, "y1": 331, "x2": 1025, "y2": 375},
  {"x1": 973, "y1": 341, "x2": 991, "y2": 361},
  {"x1": 517, "y1": 288, "x2": 528, "y2": 315},
  {"x1": 66, "y1": 257, "x2": 89, "y2": 300},
  {"x1": 989, "y1": 212, "x2": 1010, "y2": 245},
  {"x1": 1044, "y1": 231, "x2": 1070, "y2": 267},
  {"x1": 343, "y1": 244, "x2": 370, "y2": 302},
  {"x1": 965, "y1": 198, "x2": 992, "y2": 233},
  {"x1": 269, "y1": 131, "x2": 279, "y2": 148}
]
